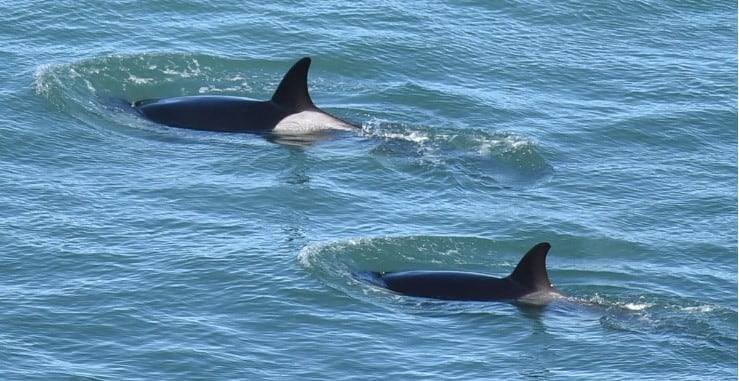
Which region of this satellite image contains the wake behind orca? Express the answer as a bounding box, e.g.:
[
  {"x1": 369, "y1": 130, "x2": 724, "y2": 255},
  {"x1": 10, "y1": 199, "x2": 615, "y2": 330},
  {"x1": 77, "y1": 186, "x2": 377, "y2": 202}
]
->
[
  {"x1": 359, "y1": 242, "x2": 563, "y2": 305},
  {"x1": 129, "y1": 57, "x2": 359, "y2": 137}
]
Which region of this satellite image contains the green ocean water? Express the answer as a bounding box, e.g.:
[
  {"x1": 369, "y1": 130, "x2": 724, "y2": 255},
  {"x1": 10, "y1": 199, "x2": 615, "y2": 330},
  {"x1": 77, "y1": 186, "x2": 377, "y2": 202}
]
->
[{"x1": 1, "y1": 1, "x2": 737, "y2": 380}]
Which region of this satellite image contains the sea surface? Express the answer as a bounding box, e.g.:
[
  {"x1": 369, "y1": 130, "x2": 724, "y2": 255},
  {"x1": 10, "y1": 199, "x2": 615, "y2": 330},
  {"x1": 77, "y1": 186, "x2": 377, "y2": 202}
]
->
[{"x1": 1, "y1": 1, "x2": 736, "y2": 380}]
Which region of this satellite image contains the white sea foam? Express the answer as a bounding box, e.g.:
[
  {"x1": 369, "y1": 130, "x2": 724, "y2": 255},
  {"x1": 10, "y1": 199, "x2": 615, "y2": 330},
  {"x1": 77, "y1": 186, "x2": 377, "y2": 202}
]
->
[
  {"x1": 33, "y1": 63, "x2": 57, "y2": 98},
  {"x1": 621, "y1": 302, "x2": 653, "y2": 311},
  {"x1": 681, "y1": 305, "x2": 715, "y2": 313}
]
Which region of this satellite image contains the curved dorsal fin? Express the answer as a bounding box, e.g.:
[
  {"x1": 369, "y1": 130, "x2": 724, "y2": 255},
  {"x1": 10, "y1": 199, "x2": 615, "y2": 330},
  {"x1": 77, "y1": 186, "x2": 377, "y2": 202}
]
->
[
  {"x1": 508, "y1": 242, "x2": 553, "y2": 291},
  {"x1": 270, "y1": 57, "x2": 316, "y2": 110}
]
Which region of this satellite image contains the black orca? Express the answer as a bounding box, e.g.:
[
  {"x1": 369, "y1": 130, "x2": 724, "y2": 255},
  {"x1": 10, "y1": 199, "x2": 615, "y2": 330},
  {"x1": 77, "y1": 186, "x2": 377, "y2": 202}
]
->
[
  {"x1": 361, "y1": 242, "x2": 563, "y2": 304},
  {"x1": 130, "y1": 57, "x2": 359, "y2": 136}
]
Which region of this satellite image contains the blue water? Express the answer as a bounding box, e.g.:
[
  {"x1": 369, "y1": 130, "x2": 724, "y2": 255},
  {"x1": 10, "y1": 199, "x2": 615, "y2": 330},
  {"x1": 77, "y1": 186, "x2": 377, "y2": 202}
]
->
[{"x1": 1, "y1": 1, "x2": 736, "y2": 380}]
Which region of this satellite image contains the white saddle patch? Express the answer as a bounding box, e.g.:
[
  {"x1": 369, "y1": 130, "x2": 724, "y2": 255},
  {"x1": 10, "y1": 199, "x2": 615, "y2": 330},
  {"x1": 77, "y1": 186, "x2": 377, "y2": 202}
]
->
[{"x1": 273, "y1": 111, "x2": 356, "y2": 135}]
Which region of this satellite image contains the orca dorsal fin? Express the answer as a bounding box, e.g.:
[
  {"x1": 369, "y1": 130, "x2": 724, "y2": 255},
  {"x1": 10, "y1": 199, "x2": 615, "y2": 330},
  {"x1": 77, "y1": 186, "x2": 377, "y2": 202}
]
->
[
  {"x1": 271, "y1": 57, "x2": 316, "y2": 110},
  {"x1": 508, "y1": 242, "x2": 553, "y2": 291}
]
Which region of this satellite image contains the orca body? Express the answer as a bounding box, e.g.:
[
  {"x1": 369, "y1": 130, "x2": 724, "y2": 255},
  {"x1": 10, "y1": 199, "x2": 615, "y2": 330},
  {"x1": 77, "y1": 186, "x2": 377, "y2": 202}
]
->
[
  {"x1": 363, "y1": 242, "x2": 563, "y2": 304},
  {"x1": 131, "y1": 57, "x2": 358, "y2": 135}
]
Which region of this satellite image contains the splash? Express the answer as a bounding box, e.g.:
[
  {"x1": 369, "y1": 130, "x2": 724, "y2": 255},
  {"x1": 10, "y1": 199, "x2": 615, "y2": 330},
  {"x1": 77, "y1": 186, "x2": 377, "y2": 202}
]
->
[
  {"x1": 33, "y1": 53, "x2": 260, "y2": 113},
  {"x1": 363, "y1": 119, "x2": 553, "y2": 186}
]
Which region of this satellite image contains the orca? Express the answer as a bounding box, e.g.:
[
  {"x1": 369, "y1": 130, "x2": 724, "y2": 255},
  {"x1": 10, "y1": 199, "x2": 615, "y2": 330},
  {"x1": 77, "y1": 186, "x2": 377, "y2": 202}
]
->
[
  {"x1": 130, "y1": 57, "x2": 359, "y2": 137},
  {"x1": 360, "y1": 242, "x2": 563, "y2": 305}
]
